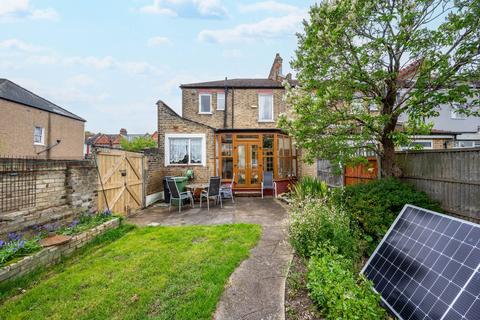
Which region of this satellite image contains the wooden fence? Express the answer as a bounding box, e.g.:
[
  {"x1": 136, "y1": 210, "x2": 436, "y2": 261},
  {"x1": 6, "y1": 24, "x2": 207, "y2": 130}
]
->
[{"x1": 395, "y1": 148, "x2": 480, "y2": 222}]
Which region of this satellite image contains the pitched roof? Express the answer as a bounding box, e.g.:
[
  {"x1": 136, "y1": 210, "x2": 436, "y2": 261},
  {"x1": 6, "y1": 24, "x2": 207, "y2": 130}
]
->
[
  {"x1": 180, "y1": 78, "x2": 297, "y2": 89},
  {"x1": 0, "y1": 79, "x2": 85, "y2": 122}
]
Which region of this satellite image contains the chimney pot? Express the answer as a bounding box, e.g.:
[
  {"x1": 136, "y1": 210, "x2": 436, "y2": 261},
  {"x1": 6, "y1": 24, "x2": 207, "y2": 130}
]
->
[{"x1": 120, "y1": 128, "x2": 127, "y2": 135}]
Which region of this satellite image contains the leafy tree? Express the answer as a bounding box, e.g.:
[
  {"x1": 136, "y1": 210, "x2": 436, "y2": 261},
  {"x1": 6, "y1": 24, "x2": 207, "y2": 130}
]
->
[
  {"x1": 120, "y1": 136, "x2": 156, "y2": 152},
  {"x1": 279, "y1": 0, "x2": 479, "y2": 177}
]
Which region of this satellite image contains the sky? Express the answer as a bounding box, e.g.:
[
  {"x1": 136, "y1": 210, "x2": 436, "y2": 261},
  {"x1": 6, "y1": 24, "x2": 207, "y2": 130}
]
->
[{"x1": 0, "y1": 0, "x2": 312, "y2": 134}]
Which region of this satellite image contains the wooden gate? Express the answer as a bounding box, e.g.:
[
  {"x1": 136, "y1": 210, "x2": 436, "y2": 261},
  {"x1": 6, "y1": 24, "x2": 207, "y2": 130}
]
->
[
  {"x1": 344, "y1": 157, "x2": 378, "y2": 186},
  {"x1": 95, "y1": 149, "x2": 145, "y2": 216}
]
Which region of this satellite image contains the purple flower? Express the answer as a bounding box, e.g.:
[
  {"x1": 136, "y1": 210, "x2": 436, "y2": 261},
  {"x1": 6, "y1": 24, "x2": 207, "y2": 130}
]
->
[
  {"x1": 7, "y1": 232, "x2": 21, "y2": 242},
  {"x1": 70, "y1": 219, "x2": 79, "y2": 228},
  {"x1": 103, "y1": 209, "x2": 112, "y2": 217},
  {"x1": 0, "y1": 240, "x2": 4, "y2": 249},
  {"x1": 17, "y1": 240, "x2": 25, "y2": 249}
]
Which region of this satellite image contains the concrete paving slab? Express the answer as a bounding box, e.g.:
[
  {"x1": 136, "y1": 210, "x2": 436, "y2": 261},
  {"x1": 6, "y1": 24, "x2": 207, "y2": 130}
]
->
[{"x1": 127, "y1": 197, "x2": 293, "y2": 320}]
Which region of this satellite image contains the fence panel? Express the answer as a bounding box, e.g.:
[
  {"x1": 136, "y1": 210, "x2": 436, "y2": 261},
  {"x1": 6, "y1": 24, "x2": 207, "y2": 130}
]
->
[
  {"x1": 317, "y1": 159, "x2": 343, "y2": 187},
  {"x1": 343, "y1": 157, "x2": 378, "y2": 186},
  {"x1": 396, "y1": 148, "x2": 480, "y2": 222}
]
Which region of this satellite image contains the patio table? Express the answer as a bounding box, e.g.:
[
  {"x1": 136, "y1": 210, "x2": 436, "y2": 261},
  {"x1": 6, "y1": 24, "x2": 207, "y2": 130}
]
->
[{"x1": 185, "y1": 183, "x2": 208, "y2": 200}]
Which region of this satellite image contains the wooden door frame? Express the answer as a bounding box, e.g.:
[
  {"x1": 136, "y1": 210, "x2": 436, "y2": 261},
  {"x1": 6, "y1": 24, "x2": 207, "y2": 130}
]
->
[{"x1": 233, "y1": 136, "x2": 262, "y2": 188}]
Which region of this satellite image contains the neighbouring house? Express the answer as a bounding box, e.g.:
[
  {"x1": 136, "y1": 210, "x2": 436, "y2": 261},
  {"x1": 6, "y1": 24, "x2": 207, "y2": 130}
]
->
[
  {"x1": 84, "y1": 128, "x2": 154, "y2": 155},
  {"x1": 157, "y1": 53, "x2": 307, "y2": 194},
  {"x1": 0, "y1": 79, "x2": 85, "y2": 159}
]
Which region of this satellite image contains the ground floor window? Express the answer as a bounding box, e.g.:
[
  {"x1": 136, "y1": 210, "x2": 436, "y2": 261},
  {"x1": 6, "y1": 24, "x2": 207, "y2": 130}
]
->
[
  {"x1": 165, "y1": 134, "x2": 206, "y2": 166},
  {"x1": 400, "y1": 140, "x2": 433, "y2": 150},
  {"x1": 454, "y1": 140, "x2": 480, "y2": 148},
  {"x1": 215, "y1": 132, "x2": 297, "y2": 186}
]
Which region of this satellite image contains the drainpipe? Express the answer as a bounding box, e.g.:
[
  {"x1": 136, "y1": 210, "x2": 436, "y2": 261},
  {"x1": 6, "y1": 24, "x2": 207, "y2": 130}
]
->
[
  {"x1": 231, "y1": 88, "x2": 235, "y2": 128},
  {"x1": 223, "y1": 77, "x2": 228, "y2": 128}
]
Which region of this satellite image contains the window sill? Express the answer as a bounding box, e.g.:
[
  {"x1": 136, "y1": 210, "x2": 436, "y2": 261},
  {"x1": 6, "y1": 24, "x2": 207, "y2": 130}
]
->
[
  {"x1": 34, "y1": 143, "x2": 45, "y2": 146},
  {"x1": 258, "y1": 120, "x2": 275, "y2": 123},
  {"x1": 166, "y1": 164, "x2": 205, "y2": 167},
  {"x1": 216, "y1": 109, "x2": 225, "y2": 111},
  {"x1": 198, "y1": 112, "x2": 212, "y2": 115}
]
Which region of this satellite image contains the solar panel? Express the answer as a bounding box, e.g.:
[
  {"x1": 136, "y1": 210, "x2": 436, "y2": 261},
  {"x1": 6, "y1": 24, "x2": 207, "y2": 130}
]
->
[{"x1": 361, "y1": 204, "x2": 480, "y2": 320}]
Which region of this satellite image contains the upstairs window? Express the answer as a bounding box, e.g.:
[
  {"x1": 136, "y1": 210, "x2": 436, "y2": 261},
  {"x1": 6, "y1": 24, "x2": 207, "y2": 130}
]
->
[
  {"x1": 451, "y1": 103, "x2": 467, "y2": 119},
  {"x1": 34, "y1": 127, "x2": 45, "y2": 145},
  {"x1": 258, "y1": 94, "x2": 274, "y2": 122},
  {"x1": 217, "y1": 93, "x2": 225, "y2": 111},
  {"x1": 199, "y1": 94, "x2": 212, "y2": 114}
]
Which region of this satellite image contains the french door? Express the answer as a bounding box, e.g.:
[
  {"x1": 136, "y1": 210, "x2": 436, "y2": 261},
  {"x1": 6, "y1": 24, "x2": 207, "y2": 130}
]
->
[{"x1": 234, "y1": 141, "x2": 262, "y2": 188}]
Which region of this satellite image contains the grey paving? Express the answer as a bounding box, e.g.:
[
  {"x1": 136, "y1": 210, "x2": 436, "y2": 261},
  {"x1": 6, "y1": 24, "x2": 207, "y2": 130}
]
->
[{"x1": 127, "y1": 197, "x2": 292, "y2": 320}]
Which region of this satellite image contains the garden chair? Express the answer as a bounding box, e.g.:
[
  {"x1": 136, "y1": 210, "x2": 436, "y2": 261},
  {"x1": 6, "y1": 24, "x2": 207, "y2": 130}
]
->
[
  {"x1": 166, "y1": 178, "x2": 194, "y2": 213},
  {"x1": 200, "y1": 176, "x2": 222, "y2": 210},
  {"x1": 220, "y1": 173, "x2": 235, "y2": 203},
  {"x1": 261, "y1": 171, "x2": 277, "y2": 198}
]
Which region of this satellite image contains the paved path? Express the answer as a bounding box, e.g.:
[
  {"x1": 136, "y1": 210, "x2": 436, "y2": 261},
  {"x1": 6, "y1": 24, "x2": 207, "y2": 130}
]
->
[{"x1": 128, "y1": 197, "x2": 293, "y2": 320}]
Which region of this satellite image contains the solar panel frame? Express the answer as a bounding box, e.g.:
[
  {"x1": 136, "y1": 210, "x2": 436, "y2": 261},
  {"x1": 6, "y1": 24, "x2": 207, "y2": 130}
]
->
[{"x1": 361, "y1": 204, "x2": 480, "y2": 320}]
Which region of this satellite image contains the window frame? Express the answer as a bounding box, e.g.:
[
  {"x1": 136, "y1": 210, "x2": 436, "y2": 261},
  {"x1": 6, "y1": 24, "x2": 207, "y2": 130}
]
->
[
  {"x1": 164, "y1": 133, "x2": 206, "y2": 166},
  {"x1": 216, "y1": 92, "x2": 225, "y2": 111},
  {"x1": 198, "y1": 93, "x2": 212, "y2": 114},
  {"x1": 258, "y1": 94, "x2": 274, "y2": 122},
  {"x1": 400, "y1": 139, "x2": 433, "y2": 151},
  {"x1": 33, "y1": 126, "x2": 45, "y2": 145}
]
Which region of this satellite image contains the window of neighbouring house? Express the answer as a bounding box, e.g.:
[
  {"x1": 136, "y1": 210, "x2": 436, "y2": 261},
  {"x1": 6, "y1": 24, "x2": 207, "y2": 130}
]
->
[
  {"x1": 34, "y1": 127, "x2": 45, "y2": 145},
  {"x1": 258, "y1": 94, "x2": 274, "y2": 122},
  {"x1": 199, "y1": 94, "x2": 212, "y2": 114},
  {"x1": 217, "y1": 93, "x2": 225, "y2": 111},
  {"x1": 400, "y1": 140, "x2": 433, "y2": 150},
  {"x1": 454, "y1": 140, "x2": 480, "y2": 148},
  {"x1": 451, "y1": 103, "x2": 467, "y2": 119},
  {"x1": 166, "y1": 134, "x2": 205, "y2": 166}
]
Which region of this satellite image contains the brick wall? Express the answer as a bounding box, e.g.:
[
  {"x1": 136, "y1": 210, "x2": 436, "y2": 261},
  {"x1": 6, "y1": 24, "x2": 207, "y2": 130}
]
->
[
  {"x1": 0, "y1": 218, "x2": 119, "y2": 283},
  {"x1": 0, "y1": 159, "x2": 98, "y2": 239},
  {"x1": 143, "y1": 148, "x2": 163, "y2": 195},
  {"x1": 181, "y1": 88, "x2": 287, "y2": 129},
  {"x1": 157, "y1": 101, "x2": 215, "y2": 188}
]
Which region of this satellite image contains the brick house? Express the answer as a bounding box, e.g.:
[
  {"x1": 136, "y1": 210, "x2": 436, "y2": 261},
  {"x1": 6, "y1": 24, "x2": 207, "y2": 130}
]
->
[
  {"x1": 84, "y1": 128, "x2": 154, "y2": 156},
  {"x1": 157, "y1": 54, "x2": 308, "y2": 194},
  {"x1": 0, "y1": 79, "x2": 85, "y2": 159}
]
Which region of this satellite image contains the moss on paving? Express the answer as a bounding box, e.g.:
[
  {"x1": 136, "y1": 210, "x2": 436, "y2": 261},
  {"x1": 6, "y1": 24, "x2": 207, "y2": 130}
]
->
[{"x1": 0, "y1": 223, "x2": 261, "y2": 320}]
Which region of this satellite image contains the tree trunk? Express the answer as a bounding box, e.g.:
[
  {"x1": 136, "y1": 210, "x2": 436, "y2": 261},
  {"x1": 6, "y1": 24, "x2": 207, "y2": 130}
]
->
[{"x1": 380, "y1": 136, "x2": 402, "y2": 178}]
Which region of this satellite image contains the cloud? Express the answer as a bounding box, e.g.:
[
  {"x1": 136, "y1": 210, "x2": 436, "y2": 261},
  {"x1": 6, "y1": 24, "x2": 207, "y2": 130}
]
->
[
  {"x1": 198, "y1": 13, "x2": 305, "y2": 43},
  {"x1": 238, "y1": 1, "x2": 303, "y2": 14},
  {"x1": 147, "y1": 36, "x2": 172, "y2": 47},
  {"x1": 139, "y1": 0, "x2": 227, "y2": 19},
  {"x1": 0, "y1": 0, "x2": 58, "y2": 22},
  {"x1": 66, "y1": 74, "x2": 96, "y2": 87},
  {"x1": 222, "y1": 49, "x2": 243, "y2": 59},
  {"x1": 1, "y1": 39, "x2": 164, "y2": 75}
]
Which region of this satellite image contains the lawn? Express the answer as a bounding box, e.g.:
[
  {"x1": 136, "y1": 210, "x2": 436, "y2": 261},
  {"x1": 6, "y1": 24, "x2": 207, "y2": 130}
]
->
[{"x1": 0, "y1": 223, "x2": 261, "y2": 320}]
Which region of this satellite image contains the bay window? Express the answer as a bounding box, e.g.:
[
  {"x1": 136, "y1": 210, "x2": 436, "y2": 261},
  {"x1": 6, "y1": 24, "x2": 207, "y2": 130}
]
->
[{"x1": 165, "y1": 134, "x2": 206, "y2": 166}]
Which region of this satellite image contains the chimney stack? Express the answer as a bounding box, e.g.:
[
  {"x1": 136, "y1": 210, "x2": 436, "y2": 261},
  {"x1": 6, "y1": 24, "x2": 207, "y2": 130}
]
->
[
  {"x1": 120, "y1": 128, "x2": 127, "y2": 136},
  {"x1": 268, "y1": 53, "x2": 283, "y2": 81}
]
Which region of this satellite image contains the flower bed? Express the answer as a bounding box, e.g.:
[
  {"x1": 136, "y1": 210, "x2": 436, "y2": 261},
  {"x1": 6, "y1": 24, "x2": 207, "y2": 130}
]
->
[{"x1": 0, "y1": 216, "x2": 120, "y2": 283}]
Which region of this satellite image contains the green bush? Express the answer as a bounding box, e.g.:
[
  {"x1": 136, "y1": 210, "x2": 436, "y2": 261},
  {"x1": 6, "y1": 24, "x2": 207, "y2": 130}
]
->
[
  {"x1": 331, "y1": 178, "x2": 441, "y2": 252},
  {"x1": 291, "y1": 176, "x2": 329, "y2": 201},
  {"x1": 289, "y1": 198, "x2": 361, "y2": 261},
  {"x1": 307, "y1": 246, "x2": 386, "y2": 320}
]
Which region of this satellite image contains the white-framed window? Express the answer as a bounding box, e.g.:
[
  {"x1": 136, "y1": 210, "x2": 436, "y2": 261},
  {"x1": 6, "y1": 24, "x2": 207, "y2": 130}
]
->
[
  {"x1": 199, "y1": 94, "x2": 212, "y2": 114},
  {"x1": 33, "y1": 126, "x2": 45, "y2": 145},
  {"x1": 165, "y1": 133, "x2": 206, "y2": 166},
  {"x1": 453, "y1": 140, "x2": 480, "y2": 148},
  {"x1": 451, "y1": 103, "x2": 467, "y2": 119},
  {"x1": 217, "y1": 92, "x2": 225, "y2": 111},
  {"x1": 400, "y1": 140, "x2": 433, "y2": 150},
  {"x1": 258, "y1": 94, "x2": 274, "y2": 122}
]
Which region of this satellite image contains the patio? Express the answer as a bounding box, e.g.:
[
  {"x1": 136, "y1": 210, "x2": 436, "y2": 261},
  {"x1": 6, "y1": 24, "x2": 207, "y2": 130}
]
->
[{"x1": 128, "y1": 197, "x2": 293, "y2": 320}]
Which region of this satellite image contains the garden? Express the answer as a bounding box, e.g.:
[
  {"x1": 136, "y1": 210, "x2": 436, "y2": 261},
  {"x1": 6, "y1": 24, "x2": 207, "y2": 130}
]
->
[
  {"x1": 284, "y1": 177, "x2": 441, "y2": 320},
  {"x1": 0, "y1": 223, "x2": 260, "y2": 319}
]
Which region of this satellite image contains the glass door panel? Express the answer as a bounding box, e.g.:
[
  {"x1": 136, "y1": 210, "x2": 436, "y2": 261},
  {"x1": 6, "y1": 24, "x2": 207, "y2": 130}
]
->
[
  {"x1": 250, "y1": 144, "x2": 259, "y2": 185},
  {"x1": 237, "y1": 145, "x2": 246, "y2": 185}
]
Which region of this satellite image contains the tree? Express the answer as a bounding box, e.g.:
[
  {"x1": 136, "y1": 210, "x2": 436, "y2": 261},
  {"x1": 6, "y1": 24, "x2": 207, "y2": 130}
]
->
[
  {"x1": 279, "y1": 0, "x2": 479, "y2": 177},
  {"x1": 120, "y1": 136, "x2": 156, "y2": 152}
]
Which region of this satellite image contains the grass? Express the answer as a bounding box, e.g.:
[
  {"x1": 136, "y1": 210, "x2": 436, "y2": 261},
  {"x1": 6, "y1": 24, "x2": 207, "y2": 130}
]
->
[{"x1": 0, "y1": 223, "x2": 261, "y2": 320}]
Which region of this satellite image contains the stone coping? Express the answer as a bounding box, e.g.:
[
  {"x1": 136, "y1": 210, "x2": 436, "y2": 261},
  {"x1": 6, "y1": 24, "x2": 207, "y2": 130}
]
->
[{"x1": 0, "y1": 218, "x2": 120, "y2": 283}]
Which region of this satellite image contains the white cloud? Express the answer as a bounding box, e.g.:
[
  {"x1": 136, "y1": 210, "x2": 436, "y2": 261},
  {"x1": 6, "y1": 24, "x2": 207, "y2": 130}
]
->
[
  {"x1": 0, "y1": 0, "x2": 58, "y2": 22},
  {"x1": 0, "y1": 38, "x2": 46, "y2": 52},
  {"x1": 64, "y1": 56, "x2": 116, "y2": 70},
  {"x1": 147, "y1": 36, "x2": 172, "y2": 47},
  {"x1": 198, "y1": 13, "x2": 305, "y2": 43},
  {"x1": 66, "y1": 74, "x2": 96, "y2": 87},
  {"x1": 139, "y1": 0, "x2": 227, "y2": 19},
  {"x1": 238, "y1": 1, "x2": 303, "y2": 14},
  {"x1": 222, "y1": 49, "x2": 243, "y2": 59}
]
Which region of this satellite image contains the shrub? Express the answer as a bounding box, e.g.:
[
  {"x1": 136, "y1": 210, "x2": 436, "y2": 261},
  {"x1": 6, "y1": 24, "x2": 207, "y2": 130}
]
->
[
  {"x1": 289, "y1": 198, "x2": 360, "y2": 261},
  {"x1": 331, "y1": 178, "x2": 441, "y2": 250},
  {"x1": 0, "y1": 233, "x2": 41, "y2": 267},
  {"x1": 307, "y1": 246, "x2": 386, "y2": 320},
  {"x1": 291, "y1": 176, "x2": 329, "y2": 201}
]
